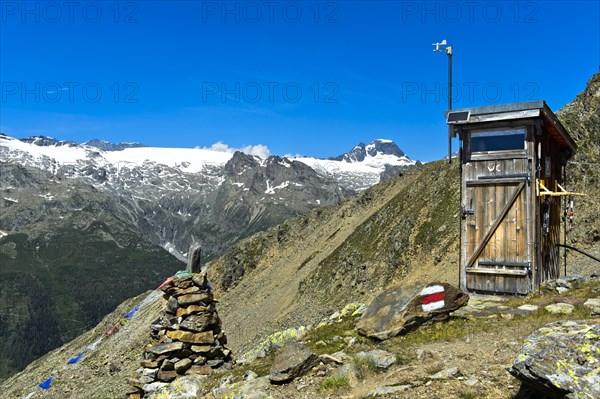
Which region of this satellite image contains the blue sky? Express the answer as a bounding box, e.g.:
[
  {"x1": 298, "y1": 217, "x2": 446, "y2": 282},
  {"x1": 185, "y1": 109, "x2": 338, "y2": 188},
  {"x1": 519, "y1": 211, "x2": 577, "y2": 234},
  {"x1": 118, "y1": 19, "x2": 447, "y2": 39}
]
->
[{"x1": 1, "y1": 0, "x2": 598, "y2": 161}]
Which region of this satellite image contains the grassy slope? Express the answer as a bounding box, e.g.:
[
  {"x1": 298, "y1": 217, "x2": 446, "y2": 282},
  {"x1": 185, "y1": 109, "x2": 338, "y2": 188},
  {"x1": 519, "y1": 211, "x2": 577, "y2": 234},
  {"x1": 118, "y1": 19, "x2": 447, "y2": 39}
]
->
[
  {"x1": 211, "y1": 160, "x2": 461, "y2": 354},
  {"x1": 211, "y1": 72, "x2": 600, "y2": 355}
]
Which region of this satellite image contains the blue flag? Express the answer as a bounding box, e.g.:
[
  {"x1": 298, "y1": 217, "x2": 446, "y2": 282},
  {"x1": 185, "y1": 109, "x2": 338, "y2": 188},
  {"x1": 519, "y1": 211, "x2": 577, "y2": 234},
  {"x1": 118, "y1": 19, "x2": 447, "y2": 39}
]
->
[
  {"x1": 68, "y1": 353, "x2": 84, "y2": 364},
  {"x1": 39, "y1": 376, "x2": 53, "y2": 390},
  {"x1": 124, "y1": 306, "x2": 140, "y2": 319}
]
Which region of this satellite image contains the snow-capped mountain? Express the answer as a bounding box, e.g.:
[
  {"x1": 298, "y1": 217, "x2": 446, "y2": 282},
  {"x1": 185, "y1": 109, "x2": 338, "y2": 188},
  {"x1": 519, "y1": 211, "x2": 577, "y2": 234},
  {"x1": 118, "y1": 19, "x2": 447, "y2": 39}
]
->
[
  {"x1": 0, "y1": 134, "x2": 418, "y2": 258},
  {"x1": 0, "y1": 134, "x2": 349, "y2": 259},
  {"x1": 295, "y1": 139, "x2": 418, "y2": 191}
]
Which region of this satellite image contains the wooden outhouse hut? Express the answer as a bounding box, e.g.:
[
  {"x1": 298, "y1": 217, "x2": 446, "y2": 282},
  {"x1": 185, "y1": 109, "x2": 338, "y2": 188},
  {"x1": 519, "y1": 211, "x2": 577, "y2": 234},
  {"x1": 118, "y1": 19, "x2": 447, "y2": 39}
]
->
[{"x1": 446, "y1": 101, "x2": 577, "y2": 294}]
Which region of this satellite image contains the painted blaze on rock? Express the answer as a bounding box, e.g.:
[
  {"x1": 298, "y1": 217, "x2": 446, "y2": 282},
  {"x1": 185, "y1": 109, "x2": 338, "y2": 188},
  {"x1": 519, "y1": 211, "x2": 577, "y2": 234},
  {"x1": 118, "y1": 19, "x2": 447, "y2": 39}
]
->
[{"x1": 357, "y1": 282, "x2": 469, "y2": 340}]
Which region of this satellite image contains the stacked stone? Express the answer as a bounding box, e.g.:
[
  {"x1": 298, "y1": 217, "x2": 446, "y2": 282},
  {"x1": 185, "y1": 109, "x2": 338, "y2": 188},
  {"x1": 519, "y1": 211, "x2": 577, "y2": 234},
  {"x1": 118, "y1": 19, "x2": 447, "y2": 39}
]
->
[{"x1": 131, "y1": 272, "x2": 232, "y2": 398}]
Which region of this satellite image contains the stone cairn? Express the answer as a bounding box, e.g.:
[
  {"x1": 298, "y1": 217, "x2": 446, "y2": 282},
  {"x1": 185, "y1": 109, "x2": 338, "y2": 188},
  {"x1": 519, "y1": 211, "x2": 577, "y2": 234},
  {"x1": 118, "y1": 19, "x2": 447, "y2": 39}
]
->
[{"x1": 129, "y1": 243, "x2": 233, "y2": 399}]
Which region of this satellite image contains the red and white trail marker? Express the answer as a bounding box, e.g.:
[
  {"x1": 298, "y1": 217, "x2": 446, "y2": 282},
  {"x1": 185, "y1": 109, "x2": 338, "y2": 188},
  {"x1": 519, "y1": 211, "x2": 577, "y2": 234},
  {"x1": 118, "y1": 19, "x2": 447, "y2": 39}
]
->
[{"x1": 420, "y1": 285, "x2": 445, "y2": 312}]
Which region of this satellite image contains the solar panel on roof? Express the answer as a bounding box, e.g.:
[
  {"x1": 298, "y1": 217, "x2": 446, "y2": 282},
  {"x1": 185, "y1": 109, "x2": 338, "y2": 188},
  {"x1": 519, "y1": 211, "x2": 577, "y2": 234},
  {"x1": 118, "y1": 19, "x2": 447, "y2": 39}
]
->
[{"x1": 446, "y1": 111, "x2": 470, "y2": 124}]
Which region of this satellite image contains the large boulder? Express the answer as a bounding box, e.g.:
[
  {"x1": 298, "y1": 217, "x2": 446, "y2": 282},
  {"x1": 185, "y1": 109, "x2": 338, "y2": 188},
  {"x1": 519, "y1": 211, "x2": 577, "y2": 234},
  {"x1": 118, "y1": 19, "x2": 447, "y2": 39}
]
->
[
  {"x1": 508, "y1": 321, "x2": 600, "y2": 399},
  {"x1": 357, "y1": 282, "x2": 469, "y2": 340},
  {"x1": 269, "y1": 342, "x2": 319, "y2": 383}
]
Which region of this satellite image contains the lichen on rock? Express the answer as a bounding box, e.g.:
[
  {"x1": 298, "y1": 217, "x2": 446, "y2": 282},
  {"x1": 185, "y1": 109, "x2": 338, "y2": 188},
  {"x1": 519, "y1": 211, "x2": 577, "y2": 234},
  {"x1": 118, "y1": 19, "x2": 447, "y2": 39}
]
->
[{"x1": 509, "y1": 320, "x2": 600, "y2": 399}]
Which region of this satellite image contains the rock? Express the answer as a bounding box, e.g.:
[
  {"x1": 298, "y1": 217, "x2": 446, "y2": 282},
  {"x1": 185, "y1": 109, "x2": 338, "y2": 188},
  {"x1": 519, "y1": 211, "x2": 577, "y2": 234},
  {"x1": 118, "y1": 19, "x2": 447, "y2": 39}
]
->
[
  {"x1": 177, "y1": 293, "x2": 212, "y2": 306},
  {"x1": 517, "y1": 304, "x2": 539, "y2": 312},
  {"x1": 508, "y1": 321, "x2": 600, "y2": 399},
  {"x1": 213, "y1": 376, "x2": 272, "y2": 399},
  {"x1": 186, "y1": 365, "x2": 212, "y2": 375},
  {"x1": 156, "y1": 368, "x2": 177, "y2": 382},
  {"x1": 557, "y1": 286, "x2": 569, "y2": 294},
  {"x1": 331, "y1": 350, "x2": 352, "y2": 363},
  {"x1": 357, "y1": 282, "x2": 469, "y2": 340},
  {"x1": 583, "y1": 298, "x2": 600, "y2": 315},
  {"x1": 429, "y1": 367, "x2": 459, "y2": 380},
  {"x1": 175, "y1": 358, "x2": 193, "y2": 374},
  {"x1": 160, "y1": 359, "x2": 176, "y2": 371},
  {"x1": 269, "y1": 342, "x2": 319, "y2": 383},
  {"x1": 146, "y1": 342, "x2": 184, "y2": 356},
  {"x1": 140, "y1": 360, "x2": 160, "y2": 368},
  {"x1": 190, "y1": 344, "x2": 212, "y2": 353},
  {"x1": 186, "y1": 242, "x2": 202, "y2": 273},
  {"x1": 355, "y1": 349, "x2": 396, "y2": 369},
  {"x1": 335, "y1": 363, "x2": 360, "y2": 387},
  {"x1": 464, "y1": 376, "x2": 479, "y2": 386},
  {"x1": 166, "y1": 297, "x2": 179, "y2": 314},
  {"x1": 180, "y1": 313, "x2": 218, "y2": 332},
  {"x1": 142, "y1": 382, "x2": 169, "y2": 393},
  {"x1": 173, "y1": 286, "x2": 201, "y2": 296},
  {"x1": 193, "y1": 356, "x2": 207, "y2": 365},
  {"x1": 177, "y1": 304, "x2": 214, "y2": 317},
  {"x1": 192, "y1": 273, "x2": 208, "y2": 287},
  {"x1": 166, "y1": 330, "x2": 214, "y2": 344},
  {"x1": 145, "y1": 374, "x2": 208, "y2": 399},
  {"x1": 207, "y1": 359, "x2": 223, "y2": 368},
  {"x1": 244, "y1": 370, "x2": 258, "y2": 380},
  {"x1": 319, "y1": 354, "x2": 343, "y2": 365},
  {"x1": 139, "y1": 270, "x2": 231, "y2": 390},
  {"x1": 544, "y1": 303, "x2": 575, "y2": 315}
]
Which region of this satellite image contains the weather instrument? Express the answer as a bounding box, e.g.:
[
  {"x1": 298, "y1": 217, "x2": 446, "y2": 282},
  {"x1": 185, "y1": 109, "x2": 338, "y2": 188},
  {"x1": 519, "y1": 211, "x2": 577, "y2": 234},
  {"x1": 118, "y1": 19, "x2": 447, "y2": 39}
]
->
[{"x1": 432, "y1": 39, "x2": 454, "y2": 162}]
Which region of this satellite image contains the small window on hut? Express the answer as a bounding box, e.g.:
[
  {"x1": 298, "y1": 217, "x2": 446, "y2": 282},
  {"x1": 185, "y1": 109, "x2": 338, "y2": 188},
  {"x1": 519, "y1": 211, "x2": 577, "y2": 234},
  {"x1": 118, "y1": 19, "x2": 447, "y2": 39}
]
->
[{"x1": 470, "y1": 128, "x2": 526, "y2": 152}]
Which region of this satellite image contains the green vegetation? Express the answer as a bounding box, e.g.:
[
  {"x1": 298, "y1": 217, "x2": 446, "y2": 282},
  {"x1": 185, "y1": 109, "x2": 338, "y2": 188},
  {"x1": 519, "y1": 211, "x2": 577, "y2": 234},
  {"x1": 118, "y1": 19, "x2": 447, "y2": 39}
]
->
[
  {"x1": 317, "y1": 375, "x2": 350, "y2": 391},
  {"x1": 302, "y1": 312, "x2": 367, "y2": 356},
  {"x1": 458, "y1": 391, "x2": 481, "y2": 399},
  {"x1": 352, "y1": 356, "x2": 380, "y2": 375},
  {"x1": 301, "y1": 161, "x2": 460, "y2": 308},
  {"x1": 380, "y1": 281, "x2": 600, "y2": 354},
  {"x1": 0, "y1": 225, "x2": 182, "y2": 380}
]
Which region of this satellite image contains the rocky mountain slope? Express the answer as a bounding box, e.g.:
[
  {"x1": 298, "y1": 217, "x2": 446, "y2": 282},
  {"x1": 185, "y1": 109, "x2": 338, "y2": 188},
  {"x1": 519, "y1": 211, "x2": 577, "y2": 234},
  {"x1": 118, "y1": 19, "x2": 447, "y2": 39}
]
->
[
  {"x1": 0, "y1": 162, "x2": 184, "y2": 380},
  {"x1": 0, "y1": 136, "x2": 415, "y2": 258},
  {"x1": 0, "y1": 134, "x2": 355, "y2": 259},
  {"x1": 556, "y1": 71, "x2": 600, "y2": 261},
  {"x1": 210, "y1": 160, "x2": 460, "y2": 354},
  {"x1": 0, "y1": 136, "x2": 414, "y2": 380},
  {"x1": 1, "y1": 263, "x2": 598, "y2": 399},
  {"x1": 1, "y1": 73, "x2": 597, "y2": 397}
]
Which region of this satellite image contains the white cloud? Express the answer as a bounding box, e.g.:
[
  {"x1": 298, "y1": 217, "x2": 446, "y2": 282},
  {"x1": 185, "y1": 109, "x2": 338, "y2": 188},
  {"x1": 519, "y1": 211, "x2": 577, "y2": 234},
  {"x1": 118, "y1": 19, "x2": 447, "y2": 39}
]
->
[{"x1": 198, "y1": 141, "x2": 271, "y2": 159}]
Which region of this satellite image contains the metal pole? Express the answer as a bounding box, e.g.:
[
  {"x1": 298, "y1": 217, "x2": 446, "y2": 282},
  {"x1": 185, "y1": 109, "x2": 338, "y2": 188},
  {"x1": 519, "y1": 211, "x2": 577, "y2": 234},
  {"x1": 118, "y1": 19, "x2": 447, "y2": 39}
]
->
[
  {"x1": 447, "y1": 49, "x2": 453, "y2": 164},
  {"x1": 563, "y1": 165, "x2": 567, "y2": 276}
]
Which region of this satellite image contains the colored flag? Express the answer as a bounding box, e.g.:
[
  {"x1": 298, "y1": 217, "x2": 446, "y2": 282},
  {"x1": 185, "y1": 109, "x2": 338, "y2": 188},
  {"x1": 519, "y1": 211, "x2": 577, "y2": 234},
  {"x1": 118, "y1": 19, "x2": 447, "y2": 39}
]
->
[
  {"x1": 67, "y1": 353, "x2": 84, "y2": 364},
  {"x1": 124, "y1": 306, "x2": 139, "y2": 319},
  {"x1": 420, "y1": 285, "x2": 446, "y2": 312},
  {"x1": 86, "y1": 337, "x2": 103, "y2": 351},
  {"x1": 158, "y1": 277, "x2": 174, "y2": 289},
  {"x1": 39, "y1": 377, "x2": 53, "y2": 390}
]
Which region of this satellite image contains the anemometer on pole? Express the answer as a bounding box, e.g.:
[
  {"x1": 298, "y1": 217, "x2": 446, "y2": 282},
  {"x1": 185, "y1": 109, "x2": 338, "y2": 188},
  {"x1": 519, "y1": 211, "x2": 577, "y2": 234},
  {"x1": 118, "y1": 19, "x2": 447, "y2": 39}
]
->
[{"x1": 433, "y1": 39, "x2": 453, "y2": 163}]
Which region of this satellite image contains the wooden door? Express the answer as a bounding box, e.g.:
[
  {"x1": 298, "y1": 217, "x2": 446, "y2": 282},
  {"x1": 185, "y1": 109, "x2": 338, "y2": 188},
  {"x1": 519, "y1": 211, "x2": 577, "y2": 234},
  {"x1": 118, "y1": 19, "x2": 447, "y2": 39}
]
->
[{"x1": 462, "y1": 159, "x2": 531, "y2": 294}]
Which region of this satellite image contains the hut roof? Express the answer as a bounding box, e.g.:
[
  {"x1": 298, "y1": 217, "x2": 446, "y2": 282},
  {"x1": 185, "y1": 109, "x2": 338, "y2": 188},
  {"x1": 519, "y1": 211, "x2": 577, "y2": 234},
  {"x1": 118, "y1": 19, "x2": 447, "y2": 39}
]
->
[{"x1": 446, "y1": 101, "x2": 577, "y2": 154}]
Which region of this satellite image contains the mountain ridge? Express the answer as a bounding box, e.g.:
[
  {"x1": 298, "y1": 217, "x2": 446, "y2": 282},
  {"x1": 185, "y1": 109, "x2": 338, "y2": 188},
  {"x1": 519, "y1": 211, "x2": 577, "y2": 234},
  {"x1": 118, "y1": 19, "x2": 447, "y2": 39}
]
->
[{"x1": 1, "y1": 72, "x2": 599, "y2": 397}]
